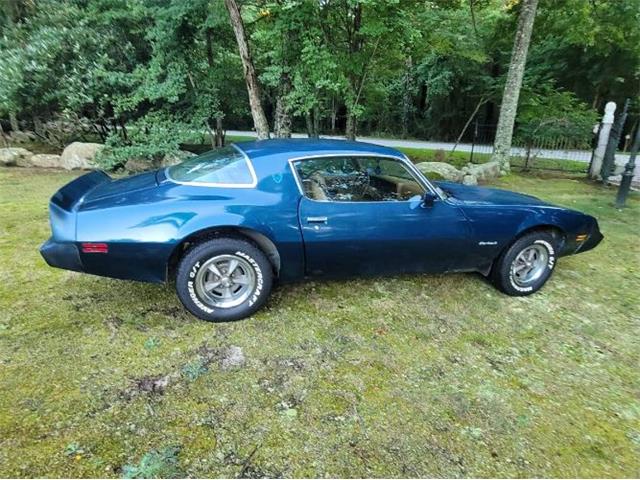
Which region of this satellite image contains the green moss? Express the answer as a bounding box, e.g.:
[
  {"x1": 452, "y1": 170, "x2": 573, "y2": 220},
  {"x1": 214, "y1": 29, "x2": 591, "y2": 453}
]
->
[{"x1": 0, "y1": 167, "x2": 639, "y2": 477}]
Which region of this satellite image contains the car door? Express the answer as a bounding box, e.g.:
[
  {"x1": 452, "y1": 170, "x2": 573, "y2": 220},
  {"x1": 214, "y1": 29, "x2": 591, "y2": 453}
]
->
[{"x1": 292, "y1": 155, "x2": 474, "y2": 277}]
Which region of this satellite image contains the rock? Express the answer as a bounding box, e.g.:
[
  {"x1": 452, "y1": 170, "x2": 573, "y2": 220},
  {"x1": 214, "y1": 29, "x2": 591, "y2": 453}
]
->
[
  {"x1": 60, "y1": 142, "x2": 103, "y2": 170},
  {"x1": 9, "y1": 131, "x2": 37, "y2": 144},
  {"x1": 27, "y1": 154, "x2": 62, "y2": 168},
  {"x1": 220, "y1": 345, "x2": 245, "y2": 370},
  {"x1": 124, "y1": 158, "x2": 153, "y2": 173},
  {"x1": 125, "y1": 151, "x2": 197, "y2": 173},
  {"x1": 415, "y1": 162, "x2": 463, "y2": 182},
  {"x1": 0, "y1": 147, "x2": 33, "y2": 166},
  {"x1": 161, "y1": 150, "x2": 196, "y2": 167},
  {"x1": 462, "y1": 174, "x2": 478, "y2": 186},
  {"x1": 468, "y1": 161, "x2": 500, "y2": 181}
]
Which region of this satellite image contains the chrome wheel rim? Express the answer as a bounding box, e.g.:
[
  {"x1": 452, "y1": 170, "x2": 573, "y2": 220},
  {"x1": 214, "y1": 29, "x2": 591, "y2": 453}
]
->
[
  {"x1": 195, "y1": 254, "x2": 256, "y2": 309},
  {"x1": 511, "y1": 244, "x2": 548, "y2": 287}
]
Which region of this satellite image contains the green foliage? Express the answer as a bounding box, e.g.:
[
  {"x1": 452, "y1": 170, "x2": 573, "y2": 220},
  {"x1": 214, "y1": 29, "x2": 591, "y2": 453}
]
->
[
  {"x1": 0, "y1": 0, "x2": 637, "y2": 152},
  {"x1": 121, "y1": 447, "x2": 183, "y2": 479},
  {"x1": 181, "y1": 359, "x2": 207, "y2": 381},
  {"x1": 97, "y1": 112, "x2": 201, "y2": 170},
  {"x1": 516, "y1": 84, "x2": 599, "y2": 150},
  {"x1": 63, "y1": 442, "x2": 85, "y2": 457}
]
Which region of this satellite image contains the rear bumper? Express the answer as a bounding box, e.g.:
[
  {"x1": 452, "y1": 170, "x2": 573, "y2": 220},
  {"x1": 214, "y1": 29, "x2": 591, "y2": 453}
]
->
[{"x1": 40, "y1": 239, "x2": 83, "y2": 272}]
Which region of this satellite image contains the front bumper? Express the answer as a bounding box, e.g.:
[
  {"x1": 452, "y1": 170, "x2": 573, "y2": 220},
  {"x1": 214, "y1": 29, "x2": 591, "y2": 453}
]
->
[
  {"x1": 40, "y1": 239, "x2": 83, "y2": 272},
  {"x1": 572, "y1": 217, "x2": 604, "y2": 255},
  {"x1": 577, "y1": 227, "x2": 604, "y2": 254}
]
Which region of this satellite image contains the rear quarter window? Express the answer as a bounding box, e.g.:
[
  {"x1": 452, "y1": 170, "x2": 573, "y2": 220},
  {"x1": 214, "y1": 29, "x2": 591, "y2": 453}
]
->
[{"x1": 167, "y1": 146, "x2": 256, "y2": 186}]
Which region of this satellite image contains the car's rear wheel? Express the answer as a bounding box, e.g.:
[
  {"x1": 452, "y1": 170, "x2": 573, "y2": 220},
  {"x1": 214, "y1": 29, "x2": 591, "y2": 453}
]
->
[
  {"x1": 175, "y1": 237, "x2": 273, "y2": 322},
  {"x1": 491, "y1": 231, "x2": 558, "y2": 296}
]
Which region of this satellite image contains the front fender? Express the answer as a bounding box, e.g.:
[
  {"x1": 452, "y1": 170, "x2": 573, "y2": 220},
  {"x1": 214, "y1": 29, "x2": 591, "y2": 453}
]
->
[{"x1": 515, "y1": 207, "x2": 595, "y2": 256}]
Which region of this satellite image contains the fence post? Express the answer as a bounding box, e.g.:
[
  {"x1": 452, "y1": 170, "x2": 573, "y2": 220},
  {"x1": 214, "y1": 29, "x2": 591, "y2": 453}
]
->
[
  {"x1": 615, "y1": 125, "x2": 639, "y2": 208},
  {"x1": 469, "y1": 118, "x2": 478, "y2": 164},
  {"x1": 589, "y1": 101, "x2": 616, "y2": 179}
]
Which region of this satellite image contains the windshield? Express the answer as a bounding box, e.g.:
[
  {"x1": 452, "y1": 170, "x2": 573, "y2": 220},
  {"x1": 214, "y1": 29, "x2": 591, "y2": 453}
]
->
[{"x1": 167, "y1": 146, "x2": 255, "y2": 186}]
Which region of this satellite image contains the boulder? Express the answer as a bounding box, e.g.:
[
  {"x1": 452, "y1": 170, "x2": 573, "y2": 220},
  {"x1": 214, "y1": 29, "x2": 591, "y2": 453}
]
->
[
  {"x1": 161, "y1": 150, "x2": 196, "y2": 167},
  {"x1": 9, "y1": 131, "x2": 37, "y2": 144},
  {"x1": 0, "y1": 147, "x2": 33, "y2": 167},
  {"x1": 462, "y1": 174, "x2": 478, "y2": 186},
  {"x1": 125, "y1": 151, "x2": 196, "y2": 173},
  {"x1": 415, "y1": 161, "x2": 463, "y2": 182},
  {"x1": 124, "y1": 158, "x2": 153, "y2": 173},
  {"x1": 468, "y1": 161, "x2": 501, "y2": 181},
  {"x1": 30, "y1": 154, "x2": 63, "y2": 168},
  {"x1": 60, "y1": 142, "x2": 102, "y2": 170}
]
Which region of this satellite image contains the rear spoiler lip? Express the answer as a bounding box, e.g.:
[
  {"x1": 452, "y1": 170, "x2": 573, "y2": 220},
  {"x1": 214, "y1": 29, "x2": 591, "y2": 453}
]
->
[{"x1": 51, "y1": 170, "x2": 112, "y2": 212}]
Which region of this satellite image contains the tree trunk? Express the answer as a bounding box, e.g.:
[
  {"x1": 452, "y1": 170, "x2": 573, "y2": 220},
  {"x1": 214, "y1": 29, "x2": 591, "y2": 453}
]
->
[
  {"x1": 32, "y1": 115, "x2": 43, "y2": 136},
  {"x1": 491, "y1": 0, "x2": 539, "y2": 170},
  {"x1": 0, "y1": 121, "x2": 7, "y2": 147},
  {"x1": 305, "y1": 107, "x2": 320, "y2": 138},
  {"x1": 205, "y1": 121, "x2": 216, "y2": 148},
  {"x1": 313, "y1": 105, "x2": 320, "y2": 138},
  {"x1": 306, "y1": 112, "x2": 314, "y2": 138},
  {"x1": 9, "y1": 112, "x2": 19, "y2": 132},
  {"x1": 401, "y1": 56, "x2": 413, "y2": 139},
  {"x1": 215, "y1": 117, "x2": 225, "y2": 147},
  {"x1": 224, "y1": 0, "x2": 270, "y2": 140},
  {"x1": 330, "y1": 97, "x2": 337, "y2": 134},
  {"x1": 452, "y1": 96, "x2": 487, "y2": 152},
  {"x1": 274, "y1": 73, "x2": 292, "y2": 138},
  {"x1": 345, "y1": 109, "x2": 357, "y2": 140}
]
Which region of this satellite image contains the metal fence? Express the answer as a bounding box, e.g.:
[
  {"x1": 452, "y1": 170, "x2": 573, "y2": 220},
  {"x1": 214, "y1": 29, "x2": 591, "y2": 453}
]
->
[{"x1": 462, "y1": 123, "x2": 593, "y2": 173}]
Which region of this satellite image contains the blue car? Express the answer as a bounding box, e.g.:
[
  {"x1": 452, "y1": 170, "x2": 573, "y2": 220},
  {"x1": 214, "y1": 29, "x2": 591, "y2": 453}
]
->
[{"x1": 41, "y1": 139, "x2": 603, "y2": 321}]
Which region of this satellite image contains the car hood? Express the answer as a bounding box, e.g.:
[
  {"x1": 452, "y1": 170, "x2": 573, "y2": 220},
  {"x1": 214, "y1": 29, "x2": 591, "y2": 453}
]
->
[
  {"x1": 83, "y1": 170, "x2": 159, "y2": 203},
  {"x1": 434, "y1": 181, "x2": 556, "y2": 208}
]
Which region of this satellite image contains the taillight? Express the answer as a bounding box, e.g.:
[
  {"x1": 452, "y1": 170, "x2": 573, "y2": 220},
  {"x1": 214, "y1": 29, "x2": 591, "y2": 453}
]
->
[{"x1": 81, "y1": 242, "x2": 109, "y2": 253}]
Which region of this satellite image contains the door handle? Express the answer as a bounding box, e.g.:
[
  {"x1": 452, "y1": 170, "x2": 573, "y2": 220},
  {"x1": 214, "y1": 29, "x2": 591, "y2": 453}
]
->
[{"x1": 306, "y1": 216, "x2": 328, "y2": 224}]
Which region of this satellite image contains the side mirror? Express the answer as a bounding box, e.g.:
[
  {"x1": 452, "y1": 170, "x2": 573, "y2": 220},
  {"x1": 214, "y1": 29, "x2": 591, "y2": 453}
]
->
[{"x1": 421, "y1": 192, "x2": 438, "y2": 208}]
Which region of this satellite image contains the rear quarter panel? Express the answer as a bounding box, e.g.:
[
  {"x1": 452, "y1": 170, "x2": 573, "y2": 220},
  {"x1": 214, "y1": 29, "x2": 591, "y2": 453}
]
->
[{"x1": 76, "y1": 159, "x2": 304, "y2": 282}]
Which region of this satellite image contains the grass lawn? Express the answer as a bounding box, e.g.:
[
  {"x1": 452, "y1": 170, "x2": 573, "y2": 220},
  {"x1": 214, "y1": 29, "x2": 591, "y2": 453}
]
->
[{"x1": 0, "y1": 167, "x2": 639, "y2": 478}]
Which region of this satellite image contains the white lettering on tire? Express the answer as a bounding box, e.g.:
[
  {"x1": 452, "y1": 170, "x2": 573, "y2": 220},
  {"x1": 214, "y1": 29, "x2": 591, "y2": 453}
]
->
[
  {"x1": 187, "y1": 260, "x2": 214, "y2": 314},
  {"x1": 235, "y1": 250, "x2": 263, "y2": 307},
  {"x1": 534, "y1": 239, "x2": 556, "y2": 270}
]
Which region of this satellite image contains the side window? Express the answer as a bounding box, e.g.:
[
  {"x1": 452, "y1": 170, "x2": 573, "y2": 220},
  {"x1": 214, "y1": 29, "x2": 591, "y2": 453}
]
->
[{"x1": 294, "y1": 157, "x2": 425, "y2": 202}]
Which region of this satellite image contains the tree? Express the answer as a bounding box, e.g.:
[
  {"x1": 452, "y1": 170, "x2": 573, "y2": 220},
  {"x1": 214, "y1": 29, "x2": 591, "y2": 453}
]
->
[
  {"x1": 491, "y1": 0, "x2": 539, "y2": 169},
  {"x1": 224, "y1": 0, "x2": 270, "y2": 139},
  {"x1": 1, "y1": 0, "x2": 636, "y2": 156}
]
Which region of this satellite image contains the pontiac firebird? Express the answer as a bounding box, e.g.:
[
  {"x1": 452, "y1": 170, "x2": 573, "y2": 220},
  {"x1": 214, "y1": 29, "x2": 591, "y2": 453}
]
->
[{"x1": 40, "y1": 139, "x2": 603, "y2": 321}]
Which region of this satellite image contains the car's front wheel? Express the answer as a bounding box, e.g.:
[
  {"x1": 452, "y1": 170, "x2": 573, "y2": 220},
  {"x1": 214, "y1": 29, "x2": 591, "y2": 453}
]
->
[
  {"x1": 175, "y1": 237, "x2": 273, "y2": 321},
  {"x1": 491, "y1": 231, "x2": 558, "y2": 296}
]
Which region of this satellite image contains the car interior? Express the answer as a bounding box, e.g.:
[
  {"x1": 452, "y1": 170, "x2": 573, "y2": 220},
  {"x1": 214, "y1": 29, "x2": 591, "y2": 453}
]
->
[{"x1": 299, "y1": 157, "x2": 424, "y2": 202}]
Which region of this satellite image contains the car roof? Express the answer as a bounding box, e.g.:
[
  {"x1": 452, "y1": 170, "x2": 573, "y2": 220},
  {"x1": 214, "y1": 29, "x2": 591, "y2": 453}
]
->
[{"x1": 234, "y1": 138, "x2": 406, "y2": 161}]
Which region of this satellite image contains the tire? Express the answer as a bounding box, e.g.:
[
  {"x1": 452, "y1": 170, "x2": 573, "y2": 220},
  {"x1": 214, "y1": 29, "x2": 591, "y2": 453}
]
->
[
  {"x1": 175, "y1": 237, "x2": 273, "y2": 322},
  {"x1": 490, "y1": 231, "x2": 558, "y2": 296}
]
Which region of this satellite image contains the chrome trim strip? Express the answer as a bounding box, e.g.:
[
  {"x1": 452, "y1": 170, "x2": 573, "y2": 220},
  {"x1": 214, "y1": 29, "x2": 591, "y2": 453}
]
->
[
  {"x1": 164, "y1": 143, "x2": 258, "y2": 188},
  {"x1": 287, "y1": 152, "x2": 442, "y2": 202}
]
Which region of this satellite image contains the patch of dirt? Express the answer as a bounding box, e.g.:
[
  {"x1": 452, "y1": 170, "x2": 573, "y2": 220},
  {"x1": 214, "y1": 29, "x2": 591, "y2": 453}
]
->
[{"x1": 120, "y1": 344, "x2": 245, "y2": 400}]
